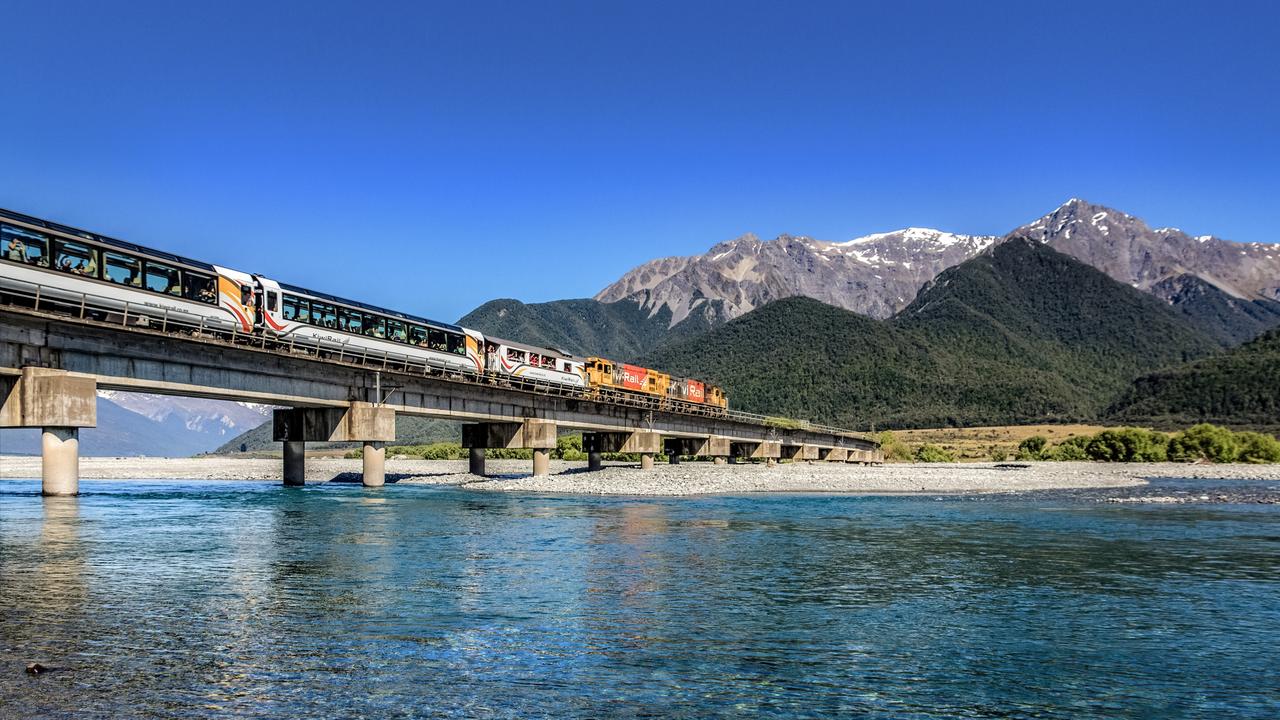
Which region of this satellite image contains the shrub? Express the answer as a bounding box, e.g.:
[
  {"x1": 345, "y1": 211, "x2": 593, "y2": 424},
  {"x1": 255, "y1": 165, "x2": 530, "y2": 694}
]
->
[
  {"x1": 554, "y1": 434, "x2": 587, "y2": 461},
  {"x1": 1044, "y1": 441, "x2": 1089, "y2": 461},
  {"x1": 914, "y1": 444, "x2": 954, "y2": 463},
  {"x1": 1084, "y1": 428, "x2": 1168, "y2": 462},
  {"x1": 1234, "y1": 431, "x2": 1280, "y2": 464},
  {"x1": 418, "y1": 442, "x2": 466, "y2": 460},
  {"x1": 1016, "y1": 435, "x2": 1048, "y2": 460},
  {"x1": 1168, "y1": 424, "x2": 1241, "y2": 463},
  {"x1": 877, "y1": 431, "x2": 913, "y2": 462}
]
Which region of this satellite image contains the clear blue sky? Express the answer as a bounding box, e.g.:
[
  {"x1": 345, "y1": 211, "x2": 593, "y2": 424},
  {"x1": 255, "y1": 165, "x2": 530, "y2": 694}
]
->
[{"x1": 3, "y1": 1, "x2": 1276, "y2": 322}]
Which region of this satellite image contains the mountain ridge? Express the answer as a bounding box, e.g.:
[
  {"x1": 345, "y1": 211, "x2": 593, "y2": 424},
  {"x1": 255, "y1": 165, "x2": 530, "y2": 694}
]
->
[{"x1": 595, "y1": 199, "x2": 1280, "y2": 339}]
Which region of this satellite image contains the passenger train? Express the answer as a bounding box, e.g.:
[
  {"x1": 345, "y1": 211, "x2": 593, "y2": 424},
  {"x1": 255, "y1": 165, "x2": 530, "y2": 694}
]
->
[{"x1": 0, "y1": 208, "x2": 728, "y2": 413}]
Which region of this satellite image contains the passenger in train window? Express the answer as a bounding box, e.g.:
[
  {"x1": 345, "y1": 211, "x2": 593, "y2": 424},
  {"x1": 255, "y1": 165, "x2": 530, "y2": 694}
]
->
[
  {"x1": 448, "y1": 334, "x2": 465, "y2": 355},
  {"x1": 3, "y1": 236, "x2": 27, "y2": 263}
]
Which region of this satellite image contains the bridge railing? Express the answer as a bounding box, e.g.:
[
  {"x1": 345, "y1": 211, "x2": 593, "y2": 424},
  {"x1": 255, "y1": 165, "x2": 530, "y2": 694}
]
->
[{"x1": 0, "y1": 277, "x2": 870, "y2": 441}]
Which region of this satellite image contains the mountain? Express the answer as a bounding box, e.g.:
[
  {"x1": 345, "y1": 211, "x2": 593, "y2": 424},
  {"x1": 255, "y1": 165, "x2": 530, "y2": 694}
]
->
[
  {"x1": 1107, "y1": 329, "x2": 1280, "y2": 429},
  {"x1": 1014, "y1": 199, "x2": 1280, "y2": 302},
  {"x1": 596, "y1": 229, "x2": 998, "y2": 323},
  {"x1": 1148, "y1": 274, "x2": 1280, "y2": 346},
  {"x1": 458, "y1": 297, "x2": 723, "y2": 362},
  {"x1": 0, "y1": 392, "x2": 272, "y2": 456},
  {"x1": 595, "y1": 199, "x2": 1280, "y2": 341},
  {"x1": 642, "y1": 240, "x2": 1219, "y2": 429}
]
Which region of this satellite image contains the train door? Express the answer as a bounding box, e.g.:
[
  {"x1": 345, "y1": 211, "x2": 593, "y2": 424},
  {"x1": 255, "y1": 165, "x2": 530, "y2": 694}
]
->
[{"x1": 253, "y1": 276, "x2": 289, "y2": 335}]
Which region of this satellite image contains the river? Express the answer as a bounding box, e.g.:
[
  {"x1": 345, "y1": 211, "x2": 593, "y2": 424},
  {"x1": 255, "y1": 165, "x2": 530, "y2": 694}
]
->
[{"x1": 2, "y1": 478, "x2": 1278, "y2": 718}]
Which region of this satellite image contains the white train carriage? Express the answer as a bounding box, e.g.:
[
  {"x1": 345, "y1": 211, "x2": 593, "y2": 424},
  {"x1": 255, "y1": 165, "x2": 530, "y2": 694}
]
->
[
  {"x1": 484, "y1": 337, "x2": 586, "y2": 387},
  {"x1": 260, "y1": 280, "x2": 485, "y2": 374},
  {"x1": 0, "y1": 209, "x2": 256, "y2": 332}
]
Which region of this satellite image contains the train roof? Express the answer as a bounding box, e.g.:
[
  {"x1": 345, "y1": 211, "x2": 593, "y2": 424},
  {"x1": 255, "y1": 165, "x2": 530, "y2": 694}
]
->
[
  {"x1": 0, "y1": 208, "x2": 218, "y2": 273},
  {"x1": 277, "y1": 281, "x2": 465, "y2": 333}
]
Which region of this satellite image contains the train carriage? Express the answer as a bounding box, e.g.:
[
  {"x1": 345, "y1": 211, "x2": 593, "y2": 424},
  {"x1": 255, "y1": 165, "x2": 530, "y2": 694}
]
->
[
  {"x1": 0, "y1": 209, "x2": 255, "y2": 333},
  {"x1": 261, "y1": 280, "x2": 484, "y2": 375},
  {"x1": 485, "y1": 337, "x2": 586, "y2": 387}
]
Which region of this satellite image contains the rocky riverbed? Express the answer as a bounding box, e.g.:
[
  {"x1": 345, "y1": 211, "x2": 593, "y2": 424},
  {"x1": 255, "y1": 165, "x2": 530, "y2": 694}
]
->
[{"x1": 5, "y1": 456, "x2": 1280, "y2": 499}]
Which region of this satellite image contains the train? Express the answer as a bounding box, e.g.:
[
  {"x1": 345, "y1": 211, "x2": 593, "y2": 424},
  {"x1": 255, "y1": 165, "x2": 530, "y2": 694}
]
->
[{"x1": 0, "y1": 208, "x2": 728, "y2": 413}]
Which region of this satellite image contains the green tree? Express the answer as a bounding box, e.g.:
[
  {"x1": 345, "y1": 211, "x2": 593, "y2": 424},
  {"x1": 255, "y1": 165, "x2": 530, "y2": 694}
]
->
[
  {"x1": 1168, "y1": 424, "x2": 1240, "y2": 463},
  {"x1": 1236, "y1": 432, "x2": 1280, "y2": 463},
  {"x1": 1016, "y1": 435, "x2": 1048, "y2": 460}
]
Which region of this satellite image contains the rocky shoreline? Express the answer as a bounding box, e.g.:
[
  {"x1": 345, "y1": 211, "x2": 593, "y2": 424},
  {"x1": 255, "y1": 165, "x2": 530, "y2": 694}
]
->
[{"x1": 7, "y1": 456, "x2": 1280, "y2": 499}]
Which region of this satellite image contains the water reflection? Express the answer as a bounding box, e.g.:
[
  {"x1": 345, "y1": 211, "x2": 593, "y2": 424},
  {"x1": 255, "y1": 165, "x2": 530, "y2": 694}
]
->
[{"x1": 1, "y1": 480, "x2": 1278, "y2": 719}]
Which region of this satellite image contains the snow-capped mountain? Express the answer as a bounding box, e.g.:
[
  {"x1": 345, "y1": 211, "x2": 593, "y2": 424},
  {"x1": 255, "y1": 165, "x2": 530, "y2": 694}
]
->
[
  {"x1": 0, "y1": 392, "x2": 273, "y2": 457},
  {"x1": 596, "y1": 228, "x2": 999, "y2": 322},
  {"x1": 95, "y1": 390, "x2": 272, "y2": 438},
  {"x1": 596, "y1": 199, "x2": 1280, "y2": 324}
]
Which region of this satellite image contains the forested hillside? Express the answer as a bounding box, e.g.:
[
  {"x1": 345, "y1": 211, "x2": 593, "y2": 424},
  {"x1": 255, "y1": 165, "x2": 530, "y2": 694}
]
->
[
  {"x1": 1107, "y1": 329, "x2": 1280, "y2": 429},
  {"x1": 644, "y1": 241, "x2": 1220, "y2": 429},
  {"x1": 458, "y1": 297, "x2": 722, "y2": 362}
]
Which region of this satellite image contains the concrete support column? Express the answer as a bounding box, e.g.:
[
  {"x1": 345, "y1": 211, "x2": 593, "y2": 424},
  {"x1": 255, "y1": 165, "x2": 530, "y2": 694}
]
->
[
  {"x1": 532, "y1": 448, "x2": 550, "y2": 476},
  {"x1": 713, "y1": 456, "x2": 727, "y2": 465},
  {"x1": 640, "y1": 453, "x2": 655, "y2": 470},
  {"x1": 469, "y1": 447, "x2": 486, "y2": 476},
  {"x1": 362, "y1": 441, "x2": 386, "y2": 488},
  {"x1": 587, "y1": 452, "x2": 603, "y2": 471},
  {"x1": 283, "y1": 441, "x2": 306, "y2": 486},
  {"x1": 41, "y1": 427, "x2": 79, "y2": 497}
]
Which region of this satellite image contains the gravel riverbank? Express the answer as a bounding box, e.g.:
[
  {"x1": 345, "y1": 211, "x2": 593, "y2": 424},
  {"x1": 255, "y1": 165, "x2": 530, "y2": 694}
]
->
[{"x1": 5, "y1": 456, "x2": 1280, "y2": 497}]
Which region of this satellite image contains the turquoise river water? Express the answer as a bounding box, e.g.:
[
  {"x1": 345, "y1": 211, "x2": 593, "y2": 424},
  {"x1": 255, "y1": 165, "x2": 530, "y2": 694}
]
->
[{"x1": 1, "y1": 478, "x2": 1278, "y2": 718}]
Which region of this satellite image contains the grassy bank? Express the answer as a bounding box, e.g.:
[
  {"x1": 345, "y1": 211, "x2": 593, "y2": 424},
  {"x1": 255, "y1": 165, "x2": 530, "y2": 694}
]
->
[{"x1": 881, "y1": 423, "x2": 1280, "y2": 464}]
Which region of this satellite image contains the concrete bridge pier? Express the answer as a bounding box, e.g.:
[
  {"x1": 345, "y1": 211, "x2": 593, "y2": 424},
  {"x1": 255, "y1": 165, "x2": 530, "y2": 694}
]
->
[
  {"x1": 821, "y1": 447, "x2": 848, "y2": 463},
  {"x1": 585, "y1": 431, "x2": 662, "y2": 471},
  {"x1": 274, "y1": 402, "x2": 396, "y2": 487},
  {"x1": 283, "y1": 441, "x2": 306, "y2": 486},
  {"x1": 469, "y1": 447, "x2": 486, "y2": 476},
  {"x1": 732, "y1": 440, "x2": 781, "y2": 465},
  {"x1": 463, "y1": 420, "x2": 556, "y2": 477},
  {"x1": 1, "y1": 368, "x2": 97, "y2": 496},
  {"x1": 362, "y1": 442, "x2": 387, "y2": 488}
]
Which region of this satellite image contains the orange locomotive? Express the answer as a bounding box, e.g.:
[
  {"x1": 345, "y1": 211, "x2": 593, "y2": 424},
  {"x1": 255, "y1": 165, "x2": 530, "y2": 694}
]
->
[{"x1": 584, "y1": 357, "x2": 728, "y2": 410}]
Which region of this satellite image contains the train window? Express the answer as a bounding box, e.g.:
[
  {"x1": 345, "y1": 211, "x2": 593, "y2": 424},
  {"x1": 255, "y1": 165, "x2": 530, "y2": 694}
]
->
[
  {"x1": 314, "y1": 302, "x2": 337, "y2": 329},
  {"x1": 241, "y1": 285, "x2": 253, "y2": 306},
  {"x1": 387, "y1": 320, "x2": 407, "y2": 343},
  {"x1": 145, "y1": 261, "x2": 182, "y2": 295},
  {"x1": 185, "y1": 272, "x2": 217, "y2": 304},
  {"x1": 296, "y1": 300, "x2": 311, "y2": 323},
  {"x1": 409, "y1": 325, "x2": 427, "y2": 346},
  {"x1": 53, "y1": 240, "x2": 98, "y2": 278},
  {"x1": 282, "y1": 295, "x2": 299, "y2": 320},
  {"x1": 428, "y1": 329, "x2": 447, "y2": 351},
  {"x1": 506, "y1": 348, "x2": 525, "y2": 361},
  {"x1": 448, "y1": 334, "x2": 465, "y2": 356},
  {"x1": 540, "y1": 355, "x2": 555, "y2": 368},
  {"x1": 104, "y1": 252, "x2": 142, "y2": 287},
  {"x1": 338, "y1": 308, "x2": 359, "y2": 333},
  {"x1": 266, "y1": 291, "x2": 278, "y2": 312},
  {"x1": 365, "y1": 316, "x2": 386, "y2": 339},
  {"x1": 1, "y1": 224, "x2": 51, "y2": 267}
]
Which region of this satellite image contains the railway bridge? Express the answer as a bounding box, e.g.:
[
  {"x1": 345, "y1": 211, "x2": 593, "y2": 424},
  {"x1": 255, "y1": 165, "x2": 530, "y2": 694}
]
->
[{"x1": 0, "y1": 289, "x2": 882, "y2": 496}]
